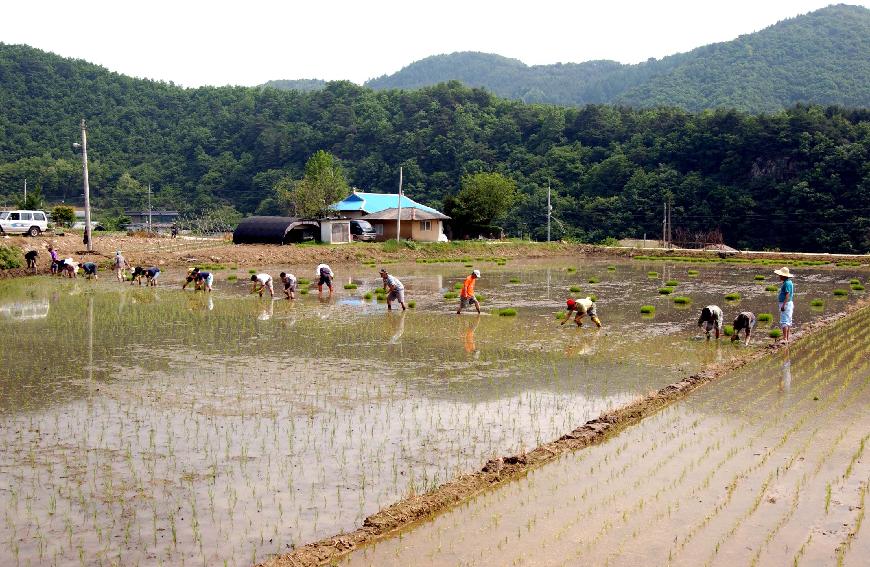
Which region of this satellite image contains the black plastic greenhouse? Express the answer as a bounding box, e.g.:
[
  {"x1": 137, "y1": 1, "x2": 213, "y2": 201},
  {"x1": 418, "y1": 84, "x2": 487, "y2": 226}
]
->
[{"x1": 232, "y1": 217, "x2": 320, "y2": 244}]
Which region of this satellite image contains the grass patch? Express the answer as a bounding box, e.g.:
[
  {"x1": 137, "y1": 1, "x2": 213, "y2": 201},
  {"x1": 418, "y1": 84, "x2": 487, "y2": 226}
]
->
[
  {"x1": 810, "y1": 298, "x2": 824, "y2": 307},
  {"x1": 769, "y1": 329, "x2": 783, "y2": 339},
  {"x1": 407, "y1": 300, "x2": 416, "y2": 308},
  {"x1": 443, "y1": 291, "x2": 458, "y2": 300},
  {"x1": 665, "y1": 280, "x2": 679, "y2": 287},
  {"x1": 343, "y1": 283, "x2": 358, "y2": 290},
  {"x1": 723, "y1": 325, "x2": 734, "y2": 336},
  {"x1": 640, "y1": 305, "x2": 655, "y2": 314},
  {"x1": 509, "y1": 277, "x2": 521, "y2": 283},
  {"x1": 569, "y1": 285, "x2": 582, "y2": 293},
  {"x1": 833, "y1": 289, "x2": 849, "y2": 296},
  {"x1": 588, "y1": 276, "x2": 600, "y2": 284},
  {"x1": 658, "y1": 287, "x2": 674, "y2": 295},
  {"x1": 757, "y1": 313, "x2": 773, "y2": 322},
  {"x1": 725, "y1": 292, "x2": 741, "y2": 301},
  {"x1": 765, "y1": 285, "x2": 779, "y2": 292},
  {"x1": 496, "y1": 308, "x2": 517, "y2": 317},
  {"x1": 673, "y1": 296, "x2": 692, "y2": 305}
]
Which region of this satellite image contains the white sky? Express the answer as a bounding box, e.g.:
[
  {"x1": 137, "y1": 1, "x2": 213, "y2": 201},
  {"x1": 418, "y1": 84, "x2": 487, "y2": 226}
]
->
[{"x1": 1, "y1": 1, "x2": 865, "y2": 87}]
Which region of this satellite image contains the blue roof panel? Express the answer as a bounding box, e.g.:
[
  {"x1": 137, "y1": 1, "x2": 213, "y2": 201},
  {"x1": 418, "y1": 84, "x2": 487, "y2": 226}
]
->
[{"x1": 332, "y1": 192, "x2": 439, "y2": 214}]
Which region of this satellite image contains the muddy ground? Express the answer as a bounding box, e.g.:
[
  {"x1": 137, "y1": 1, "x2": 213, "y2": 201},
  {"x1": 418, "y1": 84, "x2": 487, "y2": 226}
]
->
[
  {"x1": 258, "y1": 297, "x2": 869, "y2": 567},
  {"x1": 2, "y1": 233, "x2": 868, "y2": 280}
]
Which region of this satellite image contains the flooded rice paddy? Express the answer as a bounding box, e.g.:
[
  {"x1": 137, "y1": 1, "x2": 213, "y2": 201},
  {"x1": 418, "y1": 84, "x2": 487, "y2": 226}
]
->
[
  {"x1": 344, "y1": 291, "x2": 870, "y2": 567},
  {"x1": 0, "y1": 258, "x2": 865, "y2": 566}
]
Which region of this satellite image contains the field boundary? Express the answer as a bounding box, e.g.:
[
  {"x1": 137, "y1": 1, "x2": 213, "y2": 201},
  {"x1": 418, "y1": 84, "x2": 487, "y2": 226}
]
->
[{"x1": 259, "y1": 297, "x2": 870, "y2": 567}]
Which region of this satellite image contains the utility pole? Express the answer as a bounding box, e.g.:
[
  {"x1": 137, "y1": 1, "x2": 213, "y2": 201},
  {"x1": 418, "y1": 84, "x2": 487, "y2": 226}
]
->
[
  {"x1": 662, "y1": 202, "x2": 667, "y2": 248},
  {"x1": 147, "y1": 184, "x2": 152, "y2": 232},
  {"x1": 396, "y1": 166, "x2": 403, "y2": 243},
  {"x1": 667, "y1": 197, "x2": 673, "y2": 249},
  {"x1": 23, "y1": 178, "x2": 27, "y2": 206},
  {"x1": 77, "y1": 119, "x2": 92, "y2": 252},
  {"x1": 547, "y1": 180, "x2": 552, "y2": 243}
]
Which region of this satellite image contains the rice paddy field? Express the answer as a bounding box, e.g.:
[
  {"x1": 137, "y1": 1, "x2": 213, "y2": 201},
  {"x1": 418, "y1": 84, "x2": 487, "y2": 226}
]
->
[
  {"x1": 0, "y1": 258, "x2": 866, "y2": 566},
  {"x1": 342, "y1": 299, "x2": 870, "y2": 567}
]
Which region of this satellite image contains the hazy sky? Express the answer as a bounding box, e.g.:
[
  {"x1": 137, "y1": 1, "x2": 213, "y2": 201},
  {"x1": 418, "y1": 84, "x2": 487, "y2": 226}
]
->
[{"x1": 2, "y1": 1, "x2": 865, "y2": 87}]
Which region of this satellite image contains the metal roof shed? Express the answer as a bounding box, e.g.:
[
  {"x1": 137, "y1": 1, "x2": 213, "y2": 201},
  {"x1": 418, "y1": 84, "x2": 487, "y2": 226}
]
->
[{"x1": 232, "y1": 216, "x2": 319, "y2": 244}]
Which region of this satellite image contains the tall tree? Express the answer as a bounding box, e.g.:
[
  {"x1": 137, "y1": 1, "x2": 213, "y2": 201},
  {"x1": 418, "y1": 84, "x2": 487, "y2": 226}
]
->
[
  {"x1": 278, "y1": 151, "x2": 349, "y2": 218},
  {"x1": 445, "y1": 172, "x2": 518, "y2": 237}
]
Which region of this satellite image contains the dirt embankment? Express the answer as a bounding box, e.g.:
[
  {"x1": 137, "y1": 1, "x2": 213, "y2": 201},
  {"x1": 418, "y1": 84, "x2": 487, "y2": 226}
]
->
[
  {"x1": 2, "y1": 234, "x2": 868, "y2": 280},
  {"x1": 258, "y1": 298, "x2": 870, "y2": 567}
]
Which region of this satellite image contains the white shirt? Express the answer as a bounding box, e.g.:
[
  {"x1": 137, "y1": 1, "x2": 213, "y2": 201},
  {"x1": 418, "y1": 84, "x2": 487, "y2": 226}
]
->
[
  {"x1": 384, "y1": 274, "x2": 404, "y2": 291},
  {"x1": 577, "y1": 297, "x2": 593, "y2": 312},
  {"x1": 315, "y1": 264, "x2": 333, "y2": 277},
  {"x1": 256, "y1": 273, "x2": 272, "y2": 284}
]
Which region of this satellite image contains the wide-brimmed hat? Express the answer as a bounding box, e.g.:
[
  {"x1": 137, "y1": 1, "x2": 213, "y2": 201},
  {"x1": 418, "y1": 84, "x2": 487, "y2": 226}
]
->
[
  {"x1": 773, "y1": 267, "x2": 793, "y2": 277},
  {"x1": 472, "y1": 269, "x2": 481, "y2": 277}
]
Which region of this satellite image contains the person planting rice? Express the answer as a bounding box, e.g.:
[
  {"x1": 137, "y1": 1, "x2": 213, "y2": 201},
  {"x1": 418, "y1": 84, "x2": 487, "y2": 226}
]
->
[
  {"x1": 316, "y1": 263, "x2": 334, "y2": 295},
  {"x1": 143, "y1": 267, "x2": 160, "y2": 286},
  {"x1": 113, "y1": 250, "x2": 129, "y2": 283},
  {"x1": 280, "y1": 272, "x2": 297, "y2": 300},
  {"x1": 731, "y1": 311, "x2": 756, "y2": 345},
  {"x1": 775, "y1": 266, "x2": 794, "y2": 342},
  {"x1": 456, "y1": 270, "x2": 481, "y2": 314},
  {"x1": 697, "y1": 305, "x2": 723, "y2": 339},
  {"x1": 48, "y1": 246, "x2": 60, "y2": 275},
  {"x1": 81, "y1": 261, "x2": 98, "y2": 279},
  {"x1": 251, "y1": 273, "x2": 274, "y2": 298},
  {"x1": 380, "y1": 268, "x2": 406, "y2": 311},
  {"x1": 182, "y1": 267, "x2": 197, "y2": 290},
  {"x1": 561, "y1": 296, "x2": 602, "y2": 328},
  {"x1": 24, "y1": 249, "x2": 38, "y2": 272},
  {"x1": 195, "y1": 269, "x2": 214, "y2": 292},
  {"x1": 60, "y1": 258, "x2": 79, "y2": 278}
]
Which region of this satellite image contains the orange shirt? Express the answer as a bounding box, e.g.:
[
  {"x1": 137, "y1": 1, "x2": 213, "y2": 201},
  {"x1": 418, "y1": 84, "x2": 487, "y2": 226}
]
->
[{"x1": 460, "y1": 275, "x2": 476, "y2": 298}]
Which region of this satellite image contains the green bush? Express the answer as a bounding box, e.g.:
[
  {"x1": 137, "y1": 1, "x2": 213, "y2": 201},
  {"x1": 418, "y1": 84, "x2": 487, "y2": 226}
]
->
[
  {"x1": 833, "y1": 289, "x2": 849, "y2": 296},
  {"x1": 725, "y1": 292, "x2": 741, "y2": 301},
  {"x1": 658, "y1": 287, "x2": 674, "y2": 295},
  {"x1": 673, "y1": 296, "x2": 692, "y2": 304},
  {"x1": 757, "y1": 313, "x2": 773, "y2": 322},
  {"x1": 769, "y1": 329, "x2": 783, "y2": 339},
  {"x1": 569, "y1": 285, "x2": 582, "y2": 293},
  {"x1": 640, "y1": 305, "x2": 655, "y2": 314},
  {"x1": 0, "y1": 245, "x2": 22, "y2": 269},
  {"x1": 496, "y1": 308, "x2": 517, "y2": 316},
  {"x1": 665, "y1": 280, "x2": 679, "y2": 287}
]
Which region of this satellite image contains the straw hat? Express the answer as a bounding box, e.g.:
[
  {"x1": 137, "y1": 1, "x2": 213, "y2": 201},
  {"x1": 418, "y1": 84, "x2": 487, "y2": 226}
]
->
[{"x1": 773, "y1": 267, "x2": 793, "y2": 277}]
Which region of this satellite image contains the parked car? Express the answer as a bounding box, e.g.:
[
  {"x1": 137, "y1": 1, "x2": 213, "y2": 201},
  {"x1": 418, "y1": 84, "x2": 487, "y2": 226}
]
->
[
  {"x1": 0, "y1": 210, "x2": 49, "y2": 236},
  {"x1": 72, "y1": 221, "x2": 106, "y2": 231},
  {"x1": 350, "y1": 219, "x2": 377, "y2": 241}
]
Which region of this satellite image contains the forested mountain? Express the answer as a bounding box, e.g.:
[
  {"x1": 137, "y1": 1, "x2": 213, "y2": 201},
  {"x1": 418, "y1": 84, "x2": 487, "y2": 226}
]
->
[
  {"x1": 1, "y1": 42, "x2": 869, "y2": 252},
  {"x1": 260, "y1": 79, "x2": 326, "y2": 92},
  {"x1": 364, "y1": 4, "x2": 870, "y2": 112}
]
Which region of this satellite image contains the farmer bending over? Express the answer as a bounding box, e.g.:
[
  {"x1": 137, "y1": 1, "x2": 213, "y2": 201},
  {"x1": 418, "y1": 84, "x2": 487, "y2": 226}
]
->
[
  {"x1": 731, "y1": 311, "x2": 756, "y2": 345},
  {"x1": 561, "y1": 297, "x2": 602, "y2": 328},
  {"x1": 82, "y1": 261, "x2": 98, "y2": 279},
  {"x1": 698, "y1": 305, "x2": 723, "y2": 339},
  {"x1": 280, "y1": 272, "x2": 297, "y2": 300},
  {"x1": 251, "y1": 273, "x2": 274, "y2": 297},
  {"x1": 380, "y1": 268, "x2": 406, "y2": 311},
  {"x1": 144, "y1": 267, "x2": 160, "y2": 286},
  {"x1": 316, "y1": 263, "x2": 334, "y2": 295},
  {"x1": 24, "y1": 250, "x2": 38, "y2": 272}
]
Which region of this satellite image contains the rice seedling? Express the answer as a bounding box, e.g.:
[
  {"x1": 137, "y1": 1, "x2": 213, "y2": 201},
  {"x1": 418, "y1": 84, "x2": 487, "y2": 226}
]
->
[
  {"x1": 569, "y1": 285, "x2": 582, "y2": 293},
  {"x1": 566, "y1": 267, "x2": 577, "y2": 273},
  {"x1": 588, "y1": 277, "x2": 600, "y2": 284},
  {"x1": 607, "y1": 265, "x2": 616, "y2": 271},
  {"x1": 363, "y1": 292, "x2": 373, "y2": 300},
  {"x1": 665, "y1": 280, "x2": 679, "y2": 287},
  {"x1": 444, "y1": 291, "x2": 458, "y2": 300},
  {"x1": 810, "y1": 299, "x2": 824, "y2": 307},
  {"x1": 849, "y1": 278, "x2": 860, "y2": 285},
  {"x1": 640, "y1": 305, "x2": 655, "y2": 314},
  {"x1": 768, "y1": 328, "x2": 782, "y2": 339},
  {"x1": 464, "y1": 264, "x2": 473, "y2": 268},
  {"x1": 725, "y1": 292, "x2": 741, "y2": 301},
  {"x1": 407, "y1": 300, "x2": 416, "y2": 308},
  {"x1": 589, "y1": 294, "x2": 598, "y2": 302},
  {"x1": 454, "y1": 282, "x2": 463, "y2": 289},
  {"x1": 297, "y1": 278, "x2": 311, "y2": 286},
  {"x1": 248, "y1": 269, "x2": 257, "y2": 274},
  {"x1": 509, "y1": 277, "x2": 521, "y2": 283},
  {"x1": 227, "y1": 275, "x2": 237, "y2": 282},
  {"x1": 658, "y1": 287, "x2": 673, "y2": 295},
  {"x1": 757, "y1": 313, "x2": 773, "y2": 323},
  {"x1": 765, "y1": 285, "x2": 779, "y2": 292},
  {"x1": 687, "y1": 269, "x2": 699, "y2": 276},
  {"x1": 555, "y1": 311, "x2": 567, "y2": 320},
  {"x1": 833, "y1": 289, "x2": 849, "y2": 297},
  {"x1": 673, "y1": 296, "x2": 691, "y2": 304},
  {"x1": 723, "y1": 325, "x2": 734, "y2": 336},
  {"x1": 475, "y1": 294, "x2": 487, "y2": 303},
  {"x1": 851, "y1": 284, "x2": 865, "y2": 291},
  {"x1": 343, "y1": 283, "x2": 358, "y2": 290},
  {"x1": 754, "y1": 275, "x2": 766, "y2": 280},
  {"x1": 647, "y1": 271, "x2": 658, "y2": 278},
  {"x1": 496, "y1": 308, "x2": 517, "y2": 316}
]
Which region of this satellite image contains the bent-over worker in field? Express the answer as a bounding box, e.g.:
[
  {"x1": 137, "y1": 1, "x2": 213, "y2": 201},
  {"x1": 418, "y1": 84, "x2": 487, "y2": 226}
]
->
[
  {"x1": 698, "y1": 305, "x2": 724, "y2": 339},
  {"x1": 144, "y1": 267, "x2": 160, "y2": 286},
  {"x1": 775, "y1": 266, "x2": 794, "y2": 343},
  {"x1": 61, "y1": 258, "x2": 79, "y2": 278},
  {"x1": 456, "y1": 270, "x2": 481, "y2": 314},
  {"x1": 82, "y1": 261, "x2": 98, "y2": 280},
  {"x1": 195, "y1": 269, "x2": 214, "y2": 292},
  {"x1": 251, "y1": 273, "x2": 274, "y2": 298},
  {"x1": 561, "y1": 296, "x2": 602, "y2": 328},
  {"x1": 182, "y1": 267, "x2": 197, "y2": 290},
  {"x1": 731, "y1": 311, "x2": 756, "y2": 345},
  {"x1": 24, "y1": 250, "x2": 38, "y2": 272},
  {"x1": 113, "y1": 250, "x2": 129, "y2": 282},
  {"x1": 316, "y1": 263, "x2": 334, "y2": 295},
  {"x1": 380, "y1": 268, "x2": 406, "y2": 311},
  {"x1": 279, "y1": 272, "x2": 297, "y2": 300}
]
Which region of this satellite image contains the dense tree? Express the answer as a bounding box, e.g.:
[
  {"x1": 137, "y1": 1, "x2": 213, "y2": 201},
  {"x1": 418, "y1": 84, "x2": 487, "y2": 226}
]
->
[
  {"x1": 445, "y1": 173, "x2": 518, "y2": 238},
  {"x1": 277, "y1": 151, "x2": 349, "y2": 218},
  {"x1": 50, "y1": 205, "x2": 75, "y2": 227}
]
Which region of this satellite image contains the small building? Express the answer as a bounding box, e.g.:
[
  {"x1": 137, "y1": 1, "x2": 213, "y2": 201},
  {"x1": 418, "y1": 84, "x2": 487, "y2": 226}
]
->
[
  {"x1": 331, "y1": 190, "x2": 449, "y2": 242},
  {"x1": 232, "y1": 216, "x2": 320, "y2": 244},
  {"x1": 319, "y1": 219, "x2": 351, "y2": 244}
]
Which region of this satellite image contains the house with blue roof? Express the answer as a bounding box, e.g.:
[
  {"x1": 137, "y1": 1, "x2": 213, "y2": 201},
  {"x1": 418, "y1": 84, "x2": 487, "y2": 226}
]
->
[{"x1": 331, "y1": 190, "x2": 449, "y2": 242}]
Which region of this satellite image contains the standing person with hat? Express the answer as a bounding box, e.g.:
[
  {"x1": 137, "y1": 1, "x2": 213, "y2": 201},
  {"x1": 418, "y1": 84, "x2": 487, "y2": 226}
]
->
[
  {"x1": 379, "y1": 268, "x2": 406, "y2": 311},
  {"x1": 775, "y1": 267, "x2": 795, "y2": 342},
  {"x1": 561, "y1": 296, "x2": 602, "y2": 328},
  {"x1": 456, "y1": 270, "x2": 481, "y2": 314},
  {"x1": 112, "y1": 250, "x2": 129, "y2": 283}
]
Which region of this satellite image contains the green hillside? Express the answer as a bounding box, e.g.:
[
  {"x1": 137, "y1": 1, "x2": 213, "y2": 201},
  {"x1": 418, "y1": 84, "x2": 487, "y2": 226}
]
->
[
  {"x1": 260, "y1": 79, "x2": 326, "y2": 92},
  {"x1": 0, "y1": 43, "x2": 869, "y2": 253},
  {"x1": 363, "y1": 4, "x2": 870, "y2": 112}
]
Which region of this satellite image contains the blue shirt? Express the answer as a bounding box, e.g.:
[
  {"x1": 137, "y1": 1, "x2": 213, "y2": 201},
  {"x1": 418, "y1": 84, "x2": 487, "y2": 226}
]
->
[{"x1": 778, "y1": 279, "x2": 794, "y2": 303}]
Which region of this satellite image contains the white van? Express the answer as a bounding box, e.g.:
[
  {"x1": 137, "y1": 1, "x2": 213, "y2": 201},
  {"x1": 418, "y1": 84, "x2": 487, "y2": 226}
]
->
[{"x1": 0, "y1": 210, "x2": 49, "y2": 236}]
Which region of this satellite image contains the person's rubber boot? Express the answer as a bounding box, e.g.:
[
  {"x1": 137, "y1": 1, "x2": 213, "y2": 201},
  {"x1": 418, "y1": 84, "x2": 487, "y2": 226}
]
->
[{"x1": 592, "y1": 316, "x2": 602, "y2": 328}]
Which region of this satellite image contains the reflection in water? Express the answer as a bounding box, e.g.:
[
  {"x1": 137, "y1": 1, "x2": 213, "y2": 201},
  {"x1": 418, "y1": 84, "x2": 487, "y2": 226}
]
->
[
  {"x1": 0, "y1": 300, "x2": 49, "y2": 320},
  {"x1": 463, "y1": 315, "x2": 480, "y2": 355},
  {"x1": 780, "y1": 347, "x2": 792, "y2": 393},
  {"x1": 387, "y1": 310, "x2": 406, "y2": 345},
  {"x1": 258, "y1": 299, "x2": 274, "y2": 321}
]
